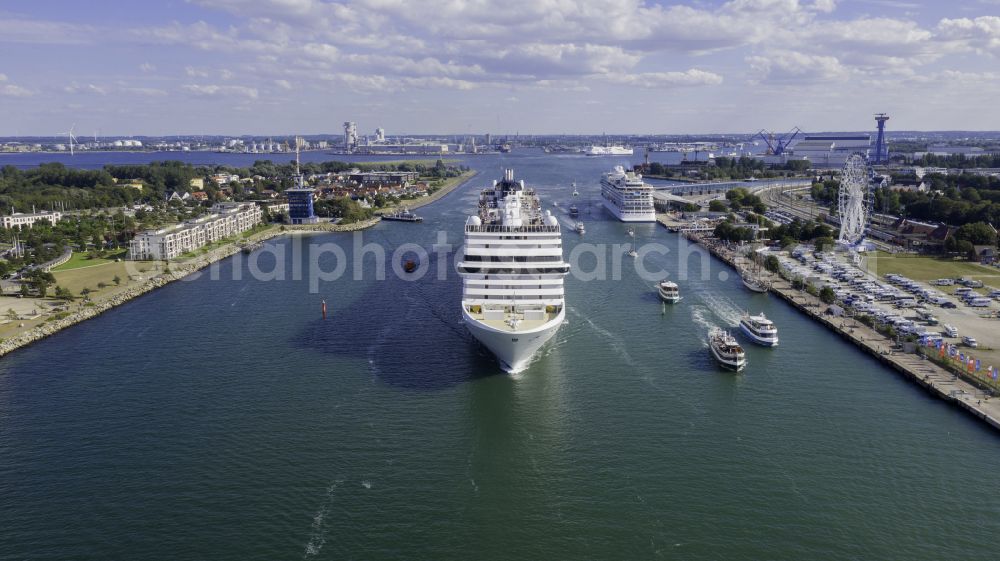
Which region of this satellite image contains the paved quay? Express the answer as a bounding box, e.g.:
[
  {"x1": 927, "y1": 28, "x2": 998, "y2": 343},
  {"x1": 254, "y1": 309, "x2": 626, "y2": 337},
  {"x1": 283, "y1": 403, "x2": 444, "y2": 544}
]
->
[{"x1": 680, "y1": 229, "x2": 1000, "y2": 433}]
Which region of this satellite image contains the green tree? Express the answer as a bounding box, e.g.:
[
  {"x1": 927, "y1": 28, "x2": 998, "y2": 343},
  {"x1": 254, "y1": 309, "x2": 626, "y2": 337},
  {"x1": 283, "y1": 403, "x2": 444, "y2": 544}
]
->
[
  {"x1": 765, "y1": 255, "x2": 781, "y2": 273},
  {"x1": 55, "y1": 285, "x2": 75, "y2": 301},
  {"x1": 113, "y1": 275, "x2": 122, "y2": 286},
  {"x1": 819, "y1": 286, "x2": 836, "y2": 304},
  {"x1": 23, "y1": 269, "x2": 55, "y2": 297},
  {"x1": 954, "y1": 222, "x2": 997, "y2": 246},
  {"x1": 814, "y1": 236, "x2": 835, "y2": 252},
  {"x1": 708, "y1": 200, "x2": 727, "y2": 212}
]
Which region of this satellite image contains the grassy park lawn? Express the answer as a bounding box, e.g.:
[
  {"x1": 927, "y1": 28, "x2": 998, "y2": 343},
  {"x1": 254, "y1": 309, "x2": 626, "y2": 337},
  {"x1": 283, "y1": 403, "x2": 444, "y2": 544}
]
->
[
  {"x1": 52, "y1": 249, "x2": 128, "y2": 271},
  {"x1": 52, "y1": 260, "x2": 164, "y2": 296},
  {"x1": 866, "y1": 251, "x2": 1000, "y2": 289}
]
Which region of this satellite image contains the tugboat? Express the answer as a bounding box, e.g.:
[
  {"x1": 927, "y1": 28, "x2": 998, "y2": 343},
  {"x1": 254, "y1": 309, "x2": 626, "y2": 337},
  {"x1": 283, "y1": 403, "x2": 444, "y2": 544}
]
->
[
  {"x1": 575, "y1": 222, "x2": 585, "y2": 234},
  {"x1": 383, "y1": 208, "x2": 423, "y2": 222},
  {"x1": 657, "y1": 280, "x2": 681, "y2": 303},
  {"x1": 739, "y1": 312, "x2": 779, "y2": 346},
  {"x1": 709, "y1": 327, "x2": 747, "y2": 371},
  {"x1": 569, "y1": 204, "x2": 579, "y2": 217}
]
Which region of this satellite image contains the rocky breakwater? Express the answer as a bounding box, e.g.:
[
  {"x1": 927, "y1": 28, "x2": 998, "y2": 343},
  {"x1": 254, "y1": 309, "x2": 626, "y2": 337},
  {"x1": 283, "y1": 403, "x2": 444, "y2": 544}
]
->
[
  {"x1": 0, "y1": 273, "x2": 176, "y2": 358},
  {"x1": 284, "y1": 216, "x2": 381, "y2": 233}
]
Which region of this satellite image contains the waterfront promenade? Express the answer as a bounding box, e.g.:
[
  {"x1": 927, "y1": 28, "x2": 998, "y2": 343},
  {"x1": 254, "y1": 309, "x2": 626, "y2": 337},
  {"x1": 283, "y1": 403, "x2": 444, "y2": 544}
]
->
[{"x1": 680, "y1": 230, "x2": 1000, "y2": 432}]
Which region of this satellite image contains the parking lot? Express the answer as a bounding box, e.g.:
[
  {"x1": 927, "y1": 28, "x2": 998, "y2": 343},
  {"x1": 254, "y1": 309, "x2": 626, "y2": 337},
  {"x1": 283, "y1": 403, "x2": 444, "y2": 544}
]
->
[{"x1": 778, "y1": 247, "x2": 1000, "y2": 368}]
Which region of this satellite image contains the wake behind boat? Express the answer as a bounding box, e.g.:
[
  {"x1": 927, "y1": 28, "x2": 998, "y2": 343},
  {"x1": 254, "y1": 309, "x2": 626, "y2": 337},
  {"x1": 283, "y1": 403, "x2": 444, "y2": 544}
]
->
[{"x1": 458, "y1": 169, "x2": 571, "y2": 373}]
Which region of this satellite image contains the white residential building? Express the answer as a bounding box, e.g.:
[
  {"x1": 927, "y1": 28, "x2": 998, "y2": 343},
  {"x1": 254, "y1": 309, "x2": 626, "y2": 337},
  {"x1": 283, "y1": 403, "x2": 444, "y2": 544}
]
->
[
  {"x1": 1, "y1": 211, "x2": 63, "y2": 229},
  {"x1": 128, "y1": 203, "x2": 262, "y2": 260}
]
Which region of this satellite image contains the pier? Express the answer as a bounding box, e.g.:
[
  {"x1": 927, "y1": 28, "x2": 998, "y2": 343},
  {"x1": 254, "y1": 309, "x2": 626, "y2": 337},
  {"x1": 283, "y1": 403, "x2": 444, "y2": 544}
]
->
[{"x1": 679, "y1": 229, "x2": 1000, "y2": 432}]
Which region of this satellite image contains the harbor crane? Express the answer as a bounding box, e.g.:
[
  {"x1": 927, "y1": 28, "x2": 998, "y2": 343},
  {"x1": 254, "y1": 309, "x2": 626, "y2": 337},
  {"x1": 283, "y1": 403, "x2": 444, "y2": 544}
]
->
[{"x1": 755, "y1": 127, "x2": 802, "y2": 156}]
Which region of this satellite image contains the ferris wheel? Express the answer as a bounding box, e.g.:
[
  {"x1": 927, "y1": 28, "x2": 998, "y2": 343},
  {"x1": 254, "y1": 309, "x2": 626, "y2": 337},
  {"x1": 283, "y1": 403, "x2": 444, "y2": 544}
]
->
[{"x1": 837, "y1": 153, "x2": 872, "y2": 247}]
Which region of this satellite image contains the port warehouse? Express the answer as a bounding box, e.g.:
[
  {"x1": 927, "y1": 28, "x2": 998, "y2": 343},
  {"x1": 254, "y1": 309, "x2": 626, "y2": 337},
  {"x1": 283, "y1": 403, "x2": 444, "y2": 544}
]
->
[{"x1": 127, "y1": 203, "x2": 262, "y2": 260}]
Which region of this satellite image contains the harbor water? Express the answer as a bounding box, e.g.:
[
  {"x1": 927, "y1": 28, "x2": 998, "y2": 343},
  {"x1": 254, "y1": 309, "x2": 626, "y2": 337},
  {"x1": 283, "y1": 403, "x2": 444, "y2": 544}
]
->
[{"x1": 2, "y1": 151, "x2": 999, "y2": 560}]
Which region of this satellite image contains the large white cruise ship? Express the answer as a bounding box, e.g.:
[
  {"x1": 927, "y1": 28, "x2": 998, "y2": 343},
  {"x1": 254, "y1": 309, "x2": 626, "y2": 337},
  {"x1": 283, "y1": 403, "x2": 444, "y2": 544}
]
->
[
  {"x1": 459, "y1": 170, "x2": 570, "y2": 372},
  {"x1": 600, "y1": 165, "x2": 656, "y2": 222},
  {"x1": 586, "y1": 145, "x2": 634, "y2": 156}
]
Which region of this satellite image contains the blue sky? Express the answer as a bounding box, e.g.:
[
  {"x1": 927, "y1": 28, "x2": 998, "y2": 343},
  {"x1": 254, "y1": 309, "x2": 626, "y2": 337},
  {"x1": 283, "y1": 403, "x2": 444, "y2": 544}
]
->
[{"x1": 1, "y1": 0, "x2": 999, "y2": 136}]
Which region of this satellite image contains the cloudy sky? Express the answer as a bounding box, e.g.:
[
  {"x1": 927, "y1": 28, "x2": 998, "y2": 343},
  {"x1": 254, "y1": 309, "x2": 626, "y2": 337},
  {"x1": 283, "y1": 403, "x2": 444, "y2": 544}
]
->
[{"x1": 1, "y1": 0, "x2": 998, "y2": 136}]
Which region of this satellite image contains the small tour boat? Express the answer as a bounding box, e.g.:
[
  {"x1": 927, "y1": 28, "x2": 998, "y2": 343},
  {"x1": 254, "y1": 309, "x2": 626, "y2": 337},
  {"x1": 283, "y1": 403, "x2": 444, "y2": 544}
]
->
[
  {"x1": 709, "y1": 327, "x2": 747, "y2": 371},
  {"x1": 657, "y1": 281, "x2": 681, "y2": 303},
  {"x1": 383, "y1": 208, "x2": 423, "y2": 222},
  {"x1": 739, "y1": 312, "x2": 779, "y2": 347}
]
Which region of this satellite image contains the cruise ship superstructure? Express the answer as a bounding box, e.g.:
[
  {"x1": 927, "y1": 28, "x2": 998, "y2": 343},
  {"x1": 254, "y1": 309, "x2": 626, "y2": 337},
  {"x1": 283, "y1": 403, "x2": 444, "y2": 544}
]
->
[
  {"x1": 459, "y1": 170, "x2": 570, "y2": 373},
  {"x1": 601, "y1": 165, "x2": 656, "y2": 222},
  {"x1": 586, "y1": 145, "x2": 634, "y2": 156}
]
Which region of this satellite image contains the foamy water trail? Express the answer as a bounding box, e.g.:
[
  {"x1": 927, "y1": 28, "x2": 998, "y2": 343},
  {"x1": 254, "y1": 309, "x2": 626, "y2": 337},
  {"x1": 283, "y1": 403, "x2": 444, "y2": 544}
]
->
[
  {"x1": 689, "y1": 306, "x2": 716, "y2": 347},
  {"x1": 573, "y1": 310, "x2": 638, "y2": 369},
  {"x1": 694, "y1": 291, "x2": 744, "y2": 327},
  {"x1": 303, "y1": 479, "x2": 343, "y2": 558}
]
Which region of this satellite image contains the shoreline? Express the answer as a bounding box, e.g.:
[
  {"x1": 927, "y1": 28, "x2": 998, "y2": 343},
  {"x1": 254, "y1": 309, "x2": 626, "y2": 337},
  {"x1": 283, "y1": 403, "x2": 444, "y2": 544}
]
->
[
  {"x1": 677, "y1": 228, "x2": 1000, "y2": 433},
  {"x1": 377, "y1": 170, "x2": 479, "y2": 213},
  {"x1": 0, "y1": 216, "x2": 383, "y2": 358}
]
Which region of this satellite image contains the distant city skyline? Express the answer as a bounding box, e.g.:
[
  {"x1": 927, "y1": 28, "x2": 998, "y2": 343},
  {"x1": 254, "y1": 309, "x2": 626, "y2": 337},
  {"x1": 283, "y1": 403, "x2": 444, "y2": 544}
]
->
[{"x1": 2, "y1": 1, "x2": 999, "y2": 136}]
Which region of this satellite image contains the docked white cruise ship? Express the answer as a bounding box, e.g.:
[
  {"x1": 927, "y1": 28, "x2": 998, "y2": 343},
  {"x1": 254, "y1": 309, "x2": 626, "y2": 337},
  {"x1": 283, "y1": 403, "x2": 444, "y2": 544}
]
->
[
  {"x1": 459, "y1": 170, "x2": 571, "y2": 373},
  {"x1": 600, "y1": 165, "x2": 656, "y2": 222},
  {"x1": 586, "y1": 145, "x2": 633, "y2": 156}
]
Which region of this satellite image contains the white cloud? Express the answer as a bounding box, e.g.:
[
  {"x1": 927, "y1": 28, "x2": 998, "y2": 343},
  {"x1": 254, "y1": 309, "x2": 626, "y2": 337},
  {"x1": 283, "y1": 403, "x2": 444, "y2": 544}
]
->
[
  {"x1": 0, "y1": 18, "x2": 95, "y2": 44},
  {"x1": 139, "y1": 62, "x2": 156, "y2": 73},
  {"x1": 747, "y1": 52, "x2": 850, "y2": 84},
  {"x1": 330, "y1": 73, "x2": 478, "y2": 93},
  {"x1": 938, "y1": 16, "x2": 1000, "y2": 52},
  {"x1": 604, "y1": 69, "x2": 724, "y2": 88},
  {"x1": 810, "y1": 0, "x2": 837, "y2": 12},
  {"x1": 275, "y1": 79, "x2": 293, "y2": 90},
  {"x1": 122, "y1": 87, "x2": 169, "y2": 97},
  {"x1": 182, "y1": 84, "x2": 259, "y2": 98},
  {"x1": 63, "y1": 83, "x2": 109, "y2": 95},
  {"x1": 0, "y1": 74, "x2": 33, "y2": 97}
]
